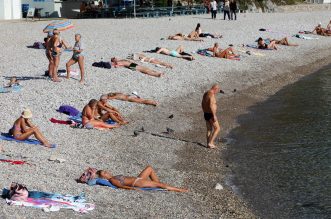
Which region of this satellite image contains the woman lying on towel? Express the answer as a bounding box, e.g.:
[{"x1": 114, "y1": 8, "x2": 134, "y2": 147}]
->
[
  {"x1": 128, "y1": 53, "x2": 173, "y2": 69},
  {"x1": 208, "y1": 43, "x2": 239, "y2": 59},
  {"x1": 257, "y1": 37, "x2": 278, "y2": 50},
  {"x1": 156, "y1": 46, "x2": 195, "y2": 61},
  {"x1": 9, "y1": 109, "x2": 51, "y2": 147},
  {"x1": 81, "y1": 165, "x2": 188, "y2": 192},
  {"x1": 168, "y1": 33, "x2": 203, "y2": 41},
  {"x1": 82, "y1": 99, "x2": 120, "y2": 129},
  {"x1": 263, "y1": 37, "x2": 298, "y2": 46},
  {"x1": 107, "y1": 92, "x2": 158, "y2": 106},
  {"x1": 111, "y1": 57, "x2": 164, "y2": 77}
]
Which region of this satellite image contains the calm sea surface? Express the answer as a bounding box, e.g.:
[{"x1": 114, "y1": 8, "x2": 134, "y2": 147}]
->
[{"x1": 226, "y1": 65, "x2": 331, "y2": 219}]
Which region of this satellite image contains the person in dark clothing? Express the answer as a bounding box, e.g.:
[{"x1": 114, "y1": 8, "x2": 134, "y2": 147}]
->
[
  {"x1": 223, "y1": 0, "x2": 230, "y2": 20},
  {"x1": 230, "y1": 0, "x2": 237, "y2": 20}
]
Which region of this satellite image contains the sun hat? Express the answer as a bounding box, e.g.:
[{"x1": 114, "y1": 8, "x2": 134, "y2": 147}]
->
[{"x1": 22, "y1": 109, "x2": 32, "y2": 119}]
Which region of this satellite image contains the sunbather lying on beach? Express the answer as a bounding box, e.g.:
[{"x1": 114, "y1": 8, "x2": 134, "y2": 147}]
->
[
  {"x1": 128, "y1": 53, "x2": 173, "y2": 69},
  {"x1": 208, "y1": 43, "x2": 239, "y2": 59},
  {"x1": 262, "y1": 37, "x2": 298, "y2": 46},
  {"x1": 97, "y1": 95, "x2": 128, "y2": 125},
  {"x1": 9, "y1": 109, "x2": 51, "y2": 147},
  {"x1": 257, "y1": 37, "x2": 277, "y2": 50},
  {"x1": 82, "y1": 99, "x2": 120, "y2": 129},
  {"x1": 110, "y1": 58, "x2": 164, "y2": 77},
  {"x1": 155, "y1": 46, "x2": 195, "y2": 61},
  {"x1": 82, "y1": 165, "x2": 188, "y2": 192},
  {"x1": 168, "y1": 33, "x2": 203, "y2": 41},
  {"x1": 312, "y1": 23, "x2": 331, "y2": 36},
  {"x1": 107, "y1": 92, "x2": 158, "y2": 106}
]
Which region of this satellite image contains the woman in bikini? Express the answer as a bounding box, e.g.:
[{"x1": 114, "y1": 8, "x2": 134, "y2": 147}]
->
[
  {"x1": 208, "y1": 43, "x2": 239, "y2": 59},
  {"x1": 168, "y1": 33, "x2": 203, "y2": 41},
  {"x1": 66, "y1": 34, "x2": 85, "y2": 84},
  {"x1": 129, "y1": 53, "x2": 173, "y2": 69},
  {"x1": 82, "y1": 99, "x2": 120, "y2": 129},
  {"x1": 107, "y1": 92, "x2": 158, "y2": 106},
  {"x1": 9, "y1": 109, "x2": 51, "y2": 148},
  {"x1": 50, "y1": 29, "x2": 70, "y2": 82},
  {"x1": 264, "y1": 37, "x2": 298, "y2": 46},
  {"x1": 194, "y1": 23, "x2": 222, "y2": 39},
  {"x1": 45, "y1": 32, "x2": 54, "y2": 78},
  {"x1": 96, "y1": 165, "x2": 188, "y2": 192},
  {"x1": 312, "y1": 23, "x2": 331, "y2": 36},
  {"x1": 110, "y1": 57, "x2": 164, "y2": 77},
  {"x1": 156, "y1": 46, "x2": 194, "y2": 61}
]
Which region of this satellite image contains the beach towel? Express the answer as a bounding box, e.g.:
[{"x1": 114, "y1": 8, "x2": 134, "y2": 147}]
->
[
  {"x1": 87, "y1": 178, "x2": 165, "y2": 191},
  {"x1": 0, "y1": 158, "x2": 29, "y2": 165},
  {"x1": 0, "y1": 85, "x2": 22, "y2": 93},
  {"x1": 0, "y1": 133, "x2": 56, "y2": 148},
  {"x1": 293, "y1": 34, "x2": 318, "y2": 40},
  {"x1": 2, "y1": 189, "x2": 94, "y2": 213},
  {"x1": 246, "y1": 44, "x2": 273, "y2": 50},
  {"x1": 92, "y1": 61, "x2": 111, "y2": 69},
  {"x1": 50, "y1": 118, "x2": 74, "y2": 125},
  {"x1": 68, "y1": 115, "x2": 116, "y2": 125},
  {"x1": 196, "y1": 49, "x2": 213, "y2": 57},
  {"x1": 31, "y1": 42, "x2": 45, "y2": 49},
  {"x1": 57, "y1": 105, "x2": 80, "y2": 117}
]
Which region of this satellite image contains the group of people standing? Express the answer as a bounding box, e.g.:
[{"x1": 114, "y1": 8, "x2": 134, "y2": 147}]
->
[
  {"x1": 208, "y1": 0, "x2": 237, "y2": 20},
  {"x1": 45, "y1": 29, "x2": 85, "y2": 83}
]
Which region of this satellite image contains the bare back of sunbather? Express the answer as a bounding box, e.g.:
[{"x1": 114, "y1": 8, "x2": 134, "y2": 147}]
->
[
  {"x1": 134, "y1": 54, "x2": 173, "y2": 69},
  {"x1": 111, "y1": 58, "x2": 164, "y2": 77}
]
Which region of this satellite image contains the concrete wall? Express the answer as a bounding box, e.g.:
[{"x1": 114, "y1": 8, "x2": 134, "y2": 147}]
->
[
  {"x1": 0, "y1": 0, "x2": 22, "y2": 20},
  {"x1": 21, "y1": 0, "x2": 62, "y2": 17}
]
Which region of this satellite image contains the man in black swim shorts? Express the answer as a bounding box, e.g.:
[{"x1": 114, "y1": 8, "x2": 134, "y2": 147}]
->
[{"x1": 201, "y1": 84, "x2": 224, "y2": 149}]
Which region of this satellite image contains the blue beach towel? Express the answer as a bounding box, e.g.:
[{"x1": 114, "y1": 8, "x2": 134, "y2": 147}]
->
[
  {"x1": 0, "y1": 133, "x2": 56, "y2": 148},
  {"x1": 196, "y1": 49, "x2": 213, "y2": 57},
  {"x1": 87, "y1": 178, "x2": 165, "y2": 191},
  {"x1": 0, "y1": 85, "x2": 22, "y2": 93}
]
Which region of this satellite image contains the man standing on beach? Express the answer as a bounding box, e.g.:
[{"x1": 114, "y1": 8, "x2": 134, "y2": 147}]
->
[
  {"x1": 210, "y1": 0, "x2": 217, "y2": 19},
  {"x1": 201, "y1": 84, "x2": 224, "y2": 149}
]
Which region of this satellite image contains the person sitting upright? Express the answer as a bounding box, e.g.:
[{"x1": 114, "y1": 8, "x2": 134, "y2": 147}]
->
[
  {"x1": 97, "y1": 95, "x2": 128, "y2": 125},
  {"x1": 82, "y1": 99, "x2": 120, "y2": 129},
  {"x1": 312, "y1": 23, "x2": 331, "y2": 36},
  {"x1": 9, "y1": 109, "x2": 51, "y2": 148}
]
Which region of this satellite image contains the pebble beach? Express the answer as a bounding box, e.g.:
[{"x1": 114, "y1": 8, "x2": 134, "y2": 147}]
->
[{"x1": 0, "y1": 10, "x2": 331, "y2": 218}]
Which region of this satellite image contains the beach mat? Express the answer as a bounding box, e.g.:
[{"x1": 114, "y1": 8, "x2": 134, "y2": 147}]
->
[
  {"x1": 68, "y1": 116, "x2": 116, "y2": 125},
  {"x1": 88, "y1": 178, "x2": 165, "y2": 191},
  {"x1": 0, "y1": 85, "x2": 22, "y2": 93},
  {"x1": 246, "y1": 44, "x2": 273, "y2": 50},
  {"x1": 0, "y1": 133, "x2": 56, "y2": 148}
]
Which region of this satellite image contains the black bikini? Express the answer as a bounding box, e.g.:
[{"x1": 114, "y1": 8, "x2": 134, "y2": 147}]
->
[{"x1": 204, "y1": 112, "x2": 213, "y2": 121}]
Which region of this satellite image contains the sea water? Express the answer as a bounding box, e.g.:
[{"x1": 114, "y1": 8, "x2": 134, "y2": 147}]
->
[{"x1": 226, "y1": 65, "x2": 331, "y2": 219}]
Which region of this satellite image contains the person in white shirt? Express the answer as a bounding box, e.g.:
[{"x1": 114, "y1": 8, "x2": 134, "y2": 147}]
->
[{"x1": 210, "y1": 0, "x2": 217, "y2": 19}]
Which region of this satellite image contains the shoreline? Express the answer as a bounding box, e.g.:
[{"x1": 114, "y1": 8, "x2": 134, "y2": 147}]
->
[
  {"x1": 1, "y1": 11, "x2": 331, "y2": 218},
  {"x1": 171, "y1": 51, "x2": 331, "y2": 218}
]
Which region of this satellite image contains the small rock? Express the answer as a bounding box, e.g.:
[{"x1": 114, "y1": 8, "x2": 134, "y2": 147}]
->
[
  {"x1": 133, "y1": 131, "x2": 139, "y2": 137},
  {"x1": 215, "y1": 183, "x2": 224, "y2": 190},
  {"x1": 166, "y1": 128, "x2": 174, "y2": 134},
  {"x1": 168, "y1": 114, "x2": 174, "y2": 119}
]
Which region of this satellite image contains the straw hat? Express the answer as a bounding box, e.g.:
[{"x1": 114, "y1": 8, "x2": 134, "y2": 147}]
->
[{"x1": 22, "y1": 109, "x2": 32, "y2": 119}]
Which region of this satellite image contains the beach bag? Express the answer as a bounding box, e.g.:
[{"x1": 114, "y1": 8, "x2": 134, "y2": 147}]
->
[
  {"x1": 57, "y1": 105, "x2": 80, "y2": 116},
  {"x1": 9, "y1": 182, "x2": 29, "y2": 201},
  {"x1": 79, "y1": 167, "x2": 97, "y2": 183},
  {"x1": 33, "y1": 42, "x2": 45, "y2": 49}
]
